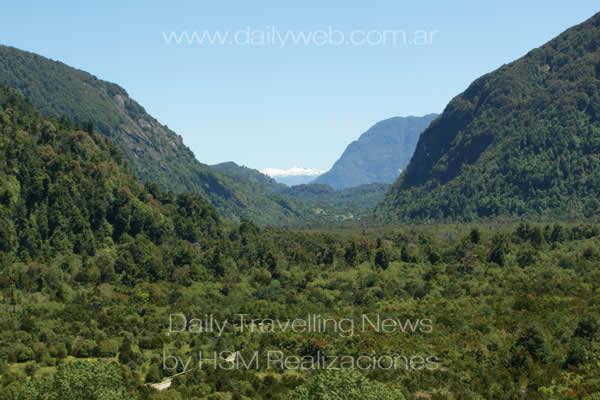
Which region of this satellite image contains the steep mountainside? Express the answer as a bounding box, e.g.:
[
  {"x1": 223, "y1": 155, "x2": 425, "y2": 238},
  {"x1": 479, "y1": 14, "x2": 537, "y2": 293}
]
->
[
  {"x1": 313, "y1": 114, "x2": 437, "y2": 189},
  {"x1": 0, "y1": 45, "x2": 320, "y2": 226},
  {"x1": 0, "y1": 82, "x2": 221, "y2": 263},
  {"x1": 377, "y1": 12, "x2": 600, "y2": 222}
]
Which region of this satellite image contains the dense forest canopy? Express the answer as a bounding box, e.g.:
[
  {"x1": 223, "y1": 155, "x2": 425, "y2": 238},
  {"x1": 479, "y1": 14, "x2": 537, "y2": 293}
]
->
[{"x1": 1, "y1": 83, "x2": 600, "y2": 398}]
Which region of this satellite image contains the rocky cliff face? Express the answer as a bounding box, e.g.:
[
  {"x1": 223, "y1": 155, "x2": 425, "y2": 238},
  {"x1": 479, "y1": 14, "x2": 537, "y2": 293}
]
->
[{"x1": 313, "y1": 114, "x2": 437, "y2": 189}]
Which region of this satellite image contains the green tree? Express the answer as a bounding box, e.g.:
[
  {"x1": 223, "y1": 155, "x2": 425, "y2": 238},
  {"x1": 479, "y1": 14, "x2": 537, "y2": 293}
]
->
[
  {"x1": 469, "y1": 228, "x2": 481, "y2": 244},
  {"x1": 374, "y1": 249, "x2": 389, "y2": 270},
  {"x1": 344, "y1": 241, "x2": 358, "y2": 267},
  {"x1": 287, "y1": 369, "x2": 405, "y2": 400},
  {"x1": 489, "y1": 233, "x2": 509, "y2": 266}
]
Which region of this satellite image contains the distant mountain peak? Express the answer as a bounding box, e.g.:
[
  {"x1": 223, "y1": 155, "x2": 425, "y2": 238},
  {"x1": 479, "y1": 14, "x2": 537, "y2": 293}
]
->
[
  {"x1": 260, "y1": 167, "x2": 325, "y2": 186},
  {"x1": 262, "y1": 167, "x2": 325, "y2": 178},
  {"x1": 312, "y1": 114, "x2": 438, "y2": 190}
]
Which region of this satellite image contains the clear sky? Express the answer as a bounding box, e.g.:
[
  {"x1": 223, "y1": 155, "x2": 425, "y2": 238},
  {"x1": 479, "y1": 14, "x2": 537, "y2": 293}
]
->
[{"x1": 1, "y1": 1, "x2": 598, "y2": 171}]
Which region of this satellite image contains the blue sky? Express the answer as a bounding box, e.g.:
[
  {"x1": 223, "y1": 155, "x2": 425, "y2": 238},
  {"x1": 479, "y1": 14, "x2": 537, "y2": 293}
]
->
[{"x1": 1, "y1": 1, "x2": 599, "y2": 172}]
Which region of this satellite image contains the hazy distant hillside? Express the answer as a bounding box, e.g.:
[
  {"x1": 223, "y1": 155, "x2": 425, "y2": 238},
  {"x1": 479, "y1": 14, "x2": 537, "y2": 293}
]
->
[
  {"x1": 313, "y1": 114, "x2": 437, "y2": 189},
  {"x1": 274, "y1": 175, "x2": 321, "y2": 186},
  {"x1": 261, "y1": 167, "x2": 324, "y2": 186},
  {"x1": 210, "y1": 161, "x2": 286, "y2": 193},
  {"x1": 210, "y1": 162, "x2": 387, "y2": 213},
  {"x1": 283, "y1": 183, "x2": 389, "y2": 210},
  {"x1": 377, "y1": 12, "x2": 600, "y2": 222}
]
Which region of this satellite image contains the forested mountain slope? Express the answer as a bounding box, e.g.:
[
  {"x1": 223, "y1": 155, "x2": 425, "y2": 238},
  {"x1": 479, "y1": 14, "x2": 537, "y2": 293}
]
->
[
  {"x1": 0, "y1": 45, "x2": 321, "y2": 226},
  {"x1": 377, "y1": 12, "x2": 600, "y2": 222},
  {"x1": 0, "y1": 82, "x2": 221, "y2": 266}
]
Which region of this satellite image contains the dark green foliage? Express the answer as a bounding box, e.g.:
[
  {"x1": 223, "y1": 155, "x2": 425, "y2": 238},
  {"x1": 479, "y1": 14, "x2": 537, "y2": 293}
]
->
[
  {"x1": 469, "y1": 228, "x2": 481, "y2": 244},
  {"x1": 510, "y1": 326, "x2": 549, "y2": 374},
  {"x1": 0, "y1": 82, "x2": 220, "y2": 277},
  {"x1": 489, "y1": 233, "x2": 509, "y2": 266},
  {"x1": 377, "y1": 12, "x2": 600, "y2": 222},
  {"x1": 344, "y1": 241, "x2": 359, "y2": 267},
  {"x1": 516, "y1": 247, "x2": 538, "y2": 267},
  {"x1": 313, "y1": 115, "x2": 437, "y2": 189},
  {"x1": 287, "y1": 369, "x2": 406, "y2": 400},
  {"x1": 21, "y1": 361, "x2": 129, "y2": 400},
  {"x1": 574, "y1": 316, "x2": 600, "y2": 339},
  {"x1": 374, "y1": 248, "x2": 389, "y2": 270}
]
